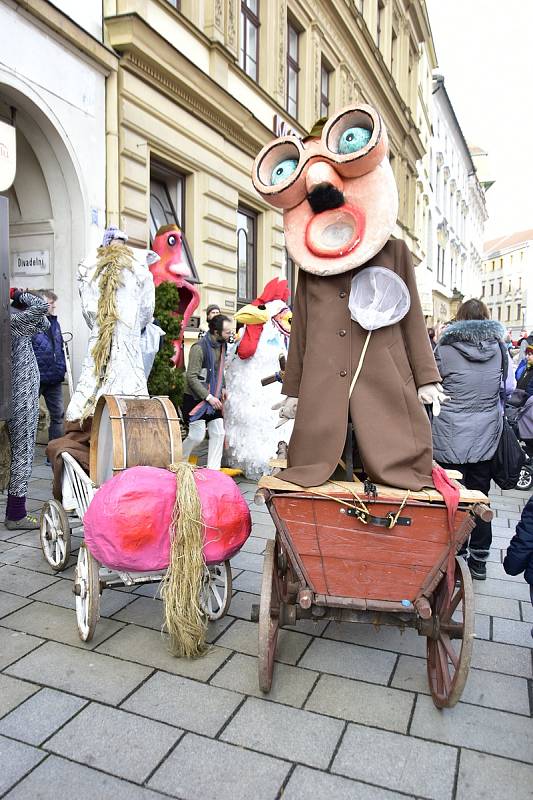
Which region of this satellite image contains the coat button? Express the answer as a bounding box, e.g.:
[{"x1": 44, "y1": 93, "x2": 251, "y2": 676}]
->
[
  {"x1": 340, "y1": 369, "x2": 347, "y2": 377},
  {"x1": 339, "y1": 329, "x2": 346, "y2": 337},
  {"x1": 339, "y1": 291, "x2": 347, "y2": 298}
]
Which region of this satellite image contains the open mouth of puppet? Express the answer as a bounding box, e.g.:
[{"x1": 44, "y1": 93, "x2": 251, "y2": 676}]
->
[{"x1": 305, "y1": 205, "x2": 364, "y2": 258}]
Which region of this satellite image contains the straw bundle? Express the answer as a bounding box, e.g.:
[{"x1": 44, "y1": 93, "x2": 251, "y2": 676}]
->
[{"x1": 160, "y1": 462, "x2": 208, "y2": 658}]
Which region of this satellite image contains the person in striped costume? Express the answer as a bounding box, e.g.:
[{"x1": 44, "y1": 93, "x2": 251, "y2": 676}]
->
[{"x1": 5, "y1": 290, "x2": 50, "y2": 529}]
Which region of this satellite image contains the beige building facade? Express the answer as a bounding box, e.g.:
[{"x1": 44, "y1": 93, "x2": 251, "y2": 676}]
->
[
  {"x1": 103, "y1": 0, "x2": 436, "y2": 343},
  {"x1": 481, "y1": 230, "x2": 533, "y2": 337}
]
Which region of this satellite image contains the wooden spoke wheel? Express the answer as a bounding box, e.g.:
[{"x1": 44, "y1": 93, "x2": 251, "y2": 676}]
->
[
  {"x1": 258, "y1": 538, "x2": 285, "y2": 693},
  {"x1": 74, "y1": 543, "x2": 101, "y2": 642},
  {"x1": 40, "y1": 500, "x2": 71, "y2": 572},
  {"x1": 200, "y1": 561, "x2": 232, "y2": 621},
  {"x1": 427, "y1": 556, "x2": 474, "y2": 708}
]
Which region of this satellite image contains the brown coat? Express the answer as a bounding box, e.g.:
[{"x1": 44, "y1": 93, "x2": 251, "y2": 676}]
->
[{"x1": 280, "y1": 238, "x2": 441, "y2": 490}]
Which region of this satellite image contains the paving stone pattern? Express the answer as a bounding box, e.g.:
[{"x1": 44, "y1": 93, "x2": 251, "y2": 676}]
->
[{"x1": 0, "y1": 447, "x2": 531, "y2": 799}]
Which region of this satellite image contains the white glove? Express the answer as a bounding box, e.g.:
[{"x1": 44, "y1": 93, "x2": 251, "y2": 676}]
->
[
  {"x1": 417, "y1": 382, "x2": 449, "y2": 417},
  {"x1": 272, "y1": 396, "x2": 298, "y2": 428}
]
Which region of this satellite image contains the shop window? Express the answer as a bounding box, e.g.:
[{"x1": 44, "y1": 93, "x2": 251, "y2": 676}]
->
[
  {"x1": 149, "y1": 167, "x2": 200, "y2": 285},
  {"x1": 320, "y1": 59, "x2": 332, "y2": 118},
  {"x1": 237, "y1": 206, "x2": 258, "y2": 306},
  {"x1": 240, "y1": 0, "x2": 259, "y2": 81},
  {"x1": 286, "y1": 18, "x2": 300, "y2": 119}
]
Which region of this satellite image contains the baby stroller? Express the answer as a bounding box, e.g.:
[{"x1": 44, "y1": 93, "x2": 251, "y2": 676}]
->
[{"x1": 505, "y1": 405, "x2": 533, "y2": 492}]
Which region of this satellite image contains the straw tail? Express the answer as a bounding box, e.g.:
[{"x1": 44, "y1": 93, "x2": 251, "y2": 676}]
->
[{"x1": 160, "y1": 461, "x2": 209, "y2": 658}]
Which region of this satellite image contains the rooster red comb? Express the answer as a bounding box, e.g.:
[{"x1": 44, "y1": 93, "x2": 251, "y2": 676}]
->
[{"x1": 255, "y1": 277, "x2": 289, "y2": 305}]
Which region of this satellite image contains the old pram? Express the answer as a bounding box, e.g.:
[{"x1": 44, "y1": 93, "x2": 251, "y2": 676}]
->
[
  {"x1": 39, "y1": 395, "x2": 234, "y2": 641},
  {"x1": 253, "y1": 451, "x2": 491, "y2": 709}
]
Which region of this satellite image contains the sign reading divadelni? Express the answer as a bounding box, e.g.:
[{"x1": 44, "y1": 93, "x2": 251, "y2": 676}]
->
[{"x1": 13, "y1": 250, "x2": 51, "y2": 276}]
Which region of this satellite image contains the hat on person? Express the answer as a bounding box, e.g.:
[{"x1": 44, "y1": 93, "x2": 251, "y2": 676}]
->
[
  {"x1": 205, "y1": 304, "x2": 221, "y2": 316},
  {"x1": 525, "y1": 344, "x2": 533, "y2": 354}
]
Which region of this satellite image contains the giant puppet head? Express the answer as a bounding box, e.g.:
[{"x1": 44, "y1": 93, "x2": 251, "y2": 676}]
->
[
  {"x1": 252, "y1": 105, "x2": 398, "y2": 277},
  {"x1": 150, "y1": 224, "x2": 200, "y2": 330}
]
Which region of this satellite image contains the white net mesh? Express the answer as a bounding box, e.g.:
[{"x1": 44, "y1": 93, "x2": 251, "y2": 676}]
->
[{"x1": 349, "y1": 266, "x2": 411, "y2": 331}]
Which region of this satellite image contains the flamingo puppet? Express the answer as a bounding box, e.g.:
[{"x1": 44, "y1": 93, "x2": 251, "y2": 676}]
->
[{"x1": 150, "y1": 224, "x2": 200, "y2": 368}]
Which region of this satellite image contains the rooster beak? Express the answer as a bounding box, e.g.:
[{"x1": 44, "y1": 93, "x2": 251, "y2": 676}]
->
[{"x1": 234, "y1": 304, "x2": 269, "y2": 325}]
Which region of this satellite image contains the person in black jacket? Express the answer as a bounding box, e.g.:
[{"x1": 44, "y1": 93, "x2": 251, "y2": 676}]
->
[
  {"x1": 503, "y1": 495, "x2": 533, "y2": 637},
  {"x1": 32, "y1": 290, "x2": 66, "y2": 443}
]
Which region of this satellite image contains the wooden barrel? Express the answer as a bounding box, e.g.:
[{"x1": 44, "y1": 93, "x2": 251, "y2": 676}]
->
[{"x1": 90, "y1": 395, "x2": 182, "y2": 486}]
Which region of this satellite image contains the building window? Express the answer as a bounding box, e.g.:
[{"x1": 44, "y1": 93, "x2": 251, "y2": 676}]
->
[
  {"x1": 498, "y1": 280, "x2": 503, "y2": 294},
  {"x1": 490, "y1": 283, "x2": 494, "y2": 296},
  {"x1": 426, "y1": 212, "x2": 433, "y2": 271},
  {"x1": 517, "y1": 303, "x2": 522, "y2": 321},
  {"x1": 377, "y1": 0, "x2": 385, "y2": 48},
  {"x1": 508, "y1": 280, "x2": 512, "y2": 293},
  {"x1": 481, "y1": 284, "x2": 485, "y2": 297},
  {"x1": 518, "y1": 276, "x2": 522, "y2": 290},
  {"x1": 149, "y1": 166, "x2": 201, "y2": 305},
  {"x1": 240, "y1": 0, "x2": 259, "y2": 81},
  {"x1": 437, "y1": 245, "x2": 445, "y2": 284},
  {"x1": 150, "y1": 168, "x2": 185, "y2": 236},
  {"x1": 356, "y1": 0, "x2": 364, "y2": 12},
  {"x1": 320, "y1": 59, "x2": 331, "y2": 118},
  {"x1": 165, "y1": 0, "x2": 180, "y2": 8},
  {"x1": 286, "y1": 18, "x2": 300, "y2": 118},
  {"x1": 284, "y1": 248, "x2": 296, "y2": 300},
  {"x1": 237, "y1": 206, "x2": 258, "y2": 306},
  {"x1": 391, "y1": 26, "x2": 398, "y2": 79},
  {"x1": 497, "y1": 306, "x2": 502, "y2": 321},
  {"x1": 499, "y1": 257, "x2": 503, "y2": 269},
  {"x1": 506, "y1": 305, "x2": 511, "y2": 322}
]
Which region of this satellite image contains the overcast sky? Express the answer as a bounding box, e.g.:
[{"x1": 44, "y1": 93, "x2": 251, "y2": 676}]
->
[{"x1": 426, "y1": 0, "x2": 533, "y2": 242}]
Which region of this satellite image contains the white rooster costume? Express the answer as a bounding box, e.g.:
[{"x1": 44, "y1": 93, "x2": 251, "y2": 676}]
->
[{"x1": 224, "y1": 279, "x2": 292, "y2": 479}]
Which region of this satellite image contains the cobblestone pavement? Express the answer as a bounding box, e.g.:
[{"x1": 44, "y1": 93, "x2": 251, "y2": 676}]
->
[{"x1": 0, "y1": 446, "x2": 532, "y2": 799}]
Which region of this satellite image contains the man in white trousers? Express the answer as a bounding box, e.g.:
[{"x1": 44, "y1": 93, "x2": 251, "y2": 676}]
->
[{"x1": 181, "y1": 314, "x2": 232, "y2": 469}]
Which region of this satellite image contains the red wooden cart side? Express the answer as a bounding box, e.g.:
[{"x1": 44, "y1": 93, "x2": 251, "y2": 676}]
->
[{"x1": 252, "y1": 474, "x2": 491, "y2": 709}]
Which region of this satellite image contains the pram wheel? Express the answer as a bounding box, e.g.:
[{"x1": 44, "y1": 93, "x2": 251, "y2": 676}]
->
[
  {"x1": 40, "y1": 500, "x2": 71, "y2": 572},
  {"x1": 516, "y1": 466, "x2": 533, "y2": 491},
  {"x1": 200, "y1": 561, "x2": 232, "y2": 621},
  {"x1": 74, "y1": 543, "x2": 101, "y2": 642}
]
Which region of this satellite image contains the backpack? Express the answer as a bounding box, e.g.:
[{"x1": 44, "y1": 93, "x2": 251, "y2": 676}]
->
[{"x1": 490, "y1": 342, "x2": 526, "y2": 489}]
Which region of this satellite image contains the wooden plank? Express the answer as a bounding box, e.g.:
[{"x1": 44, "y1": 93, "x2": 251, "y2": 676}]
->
[
  {"x1": 319, "y1": 558, "x2": 428, "y2": 601},
  {"x1": 267, "y1": 458, "x2": 463, "y2": 483},
  {"x1": 260, "y1": 475, "x2": 487, "y2": 504}
]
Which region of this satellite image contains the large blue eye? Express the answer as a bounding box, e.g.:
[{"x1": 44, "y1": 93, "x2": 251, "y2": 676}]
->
[
  {"x1": 338, "y1": 127, "x2": 372, "y2": 155},
  {"x1": 270, "y1": 158, "x2": 298, "y2": 185}
]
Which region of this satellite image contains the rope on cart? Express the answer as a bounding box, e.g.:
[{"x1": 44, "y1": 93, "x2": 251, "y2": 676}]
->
[{"x1": 387, "y1": 490, "x2": 411, "y2": 528}]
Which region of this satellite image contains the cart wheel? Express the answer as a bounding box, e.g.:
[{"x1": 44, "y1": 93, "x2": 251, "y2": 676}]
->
[
  {"x1": 258, "y1": 538, "x2": 281, "y2": 693},
  {"x1": 427, "y1": 556, "x2": 474, "y2": 708},
  {"x1": 40, "y1": 500, "x2": 71, "y2": 572},
  {"x1": 74, "y1": 543, "x2": 100, "y2": 642},
  {"x1": 200, "y1": 561, "x2": 232, "y2": 621}
]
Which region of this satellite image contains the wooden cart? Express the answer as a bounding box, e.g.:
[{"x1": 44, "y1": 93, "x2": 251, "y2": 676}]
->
[{"x1": 252, "y1": 474, "x2": 491, "y2": 709}]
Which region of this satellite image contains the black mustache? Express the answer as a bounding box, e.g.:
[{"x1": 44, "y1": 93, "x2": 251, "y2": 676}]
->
[{"x1": 307, "y1": 184, "x2": 345, "y2": 214}]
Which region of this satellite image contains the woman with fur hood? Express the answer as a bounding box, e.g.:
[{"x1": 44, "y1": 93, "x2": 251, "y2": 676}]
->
[{"x1": 432, "y1": 299, "x2": 513, "y2": 580}]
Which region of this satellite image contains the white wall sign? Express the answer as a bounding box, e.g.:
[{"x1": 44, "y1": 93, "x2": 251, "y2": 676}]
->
[
  {"x1": 0, "y1": 119, "x2": 16, "y2": 191},
  {"x1": 13, "y1": 250, "x2": 51, "y2": 276}
]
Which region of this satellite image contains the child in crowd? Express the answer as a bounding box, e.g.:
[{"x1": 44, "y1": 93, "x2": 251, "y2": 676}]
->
[{"x1": 503, "y1": 495, "x2": 533, "y2": 637}]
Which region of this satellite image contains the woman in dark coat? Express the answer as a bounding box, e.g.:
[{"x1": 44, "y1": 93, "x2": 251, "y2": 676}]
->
[{"x1": 432, "y1": 299, "x2": 507, "y2": 580}]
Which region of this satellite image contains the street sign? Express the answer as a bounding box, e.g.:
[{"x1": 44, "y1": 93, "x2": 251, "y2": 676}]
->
[{"x1": 12, "y1": 249, "x2": 51, "y2": 276}]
